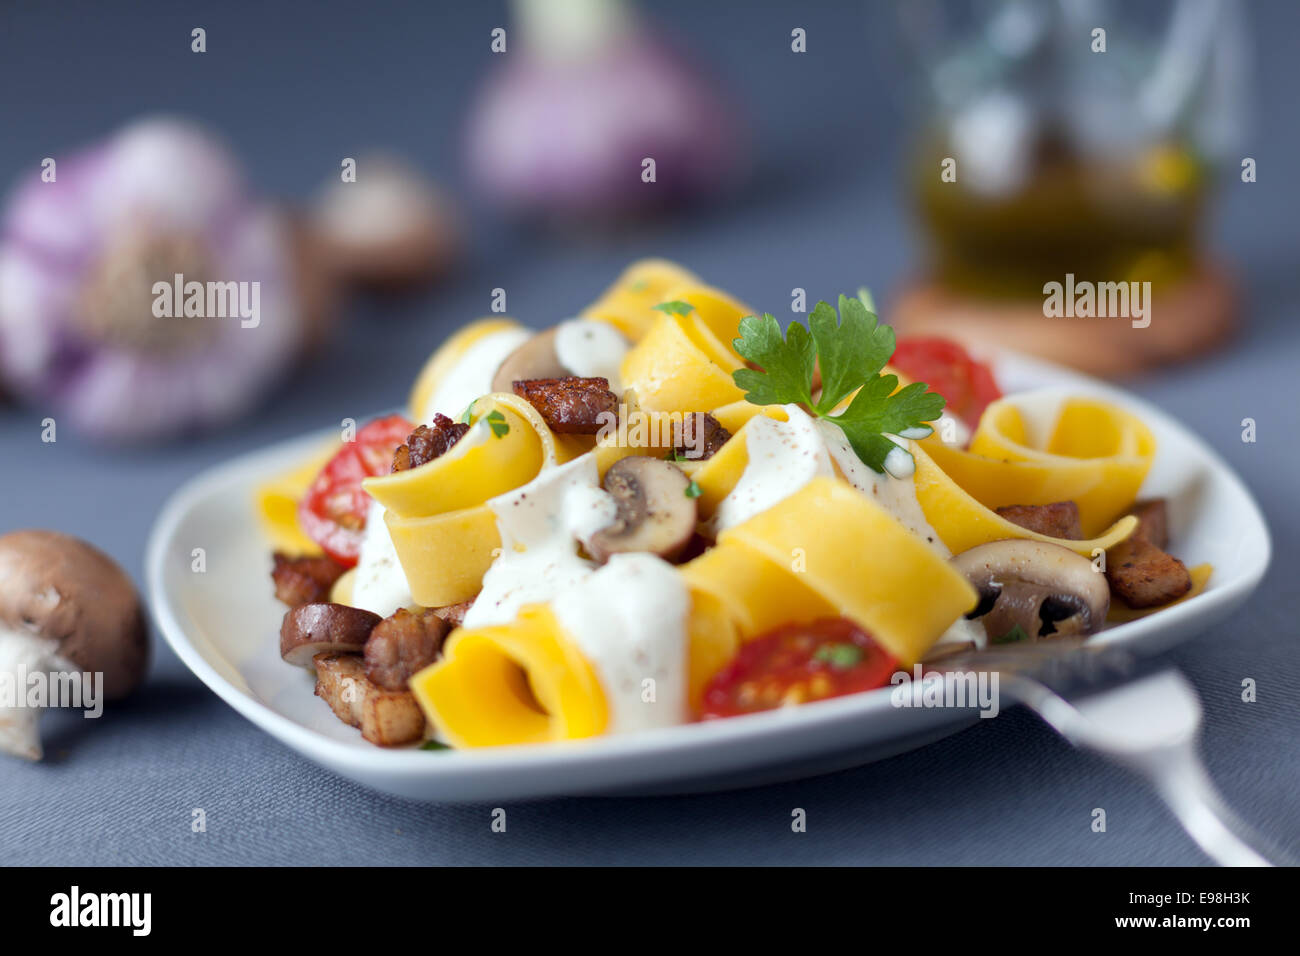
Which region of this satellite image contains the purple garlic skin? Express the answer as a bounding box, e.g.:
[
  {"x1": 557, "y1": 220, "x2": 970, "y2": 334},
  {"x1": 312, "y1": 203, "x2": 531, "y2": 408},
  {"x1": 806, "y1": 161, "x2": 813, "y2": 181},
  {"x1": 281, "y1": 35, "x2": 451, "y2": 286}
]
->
[{"x1": 0, "y1": 117, "x2": 303, "y2": 442}]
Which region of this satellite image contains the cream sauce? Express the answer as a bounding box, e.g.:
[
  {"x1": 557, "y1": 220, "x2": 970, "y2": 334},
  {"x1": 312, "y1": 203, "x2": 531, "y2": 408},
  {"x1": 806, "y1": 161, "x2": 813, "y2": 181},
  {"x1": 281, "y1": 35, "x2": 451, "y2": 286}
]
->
[
  {"x1": 462, "y1": 454, "x2": 617, "y2": 629},
  {"x1": 552, "y1": 553, "x2": 689, "y2": 732},
  {"x1": 712, "y1": 405, "x2": 948, "y2": 556},
  {"x1": 350, "y1": 498, "x2": 414, "y2": 617},
  {"x1": 555, "y1": 318, "x2": 629, "y2": 391},
  {"x1": 422, "y1": 326, "x2": 529, "y2": 423},
  {"x1": 712, "y1": 407, "x2": 834, "y2": 533}
]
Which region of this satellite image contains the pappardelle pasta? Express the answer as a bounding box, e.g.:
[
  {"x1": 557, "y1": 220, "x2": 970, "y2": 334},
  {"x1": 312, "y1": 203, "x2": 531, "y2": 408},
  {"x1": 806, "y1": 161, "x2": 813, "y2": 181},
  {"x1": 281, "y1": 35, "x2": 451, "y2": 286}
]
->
[{"x1": 259, "y1": 259, "x2": 1210, "y2": 749}]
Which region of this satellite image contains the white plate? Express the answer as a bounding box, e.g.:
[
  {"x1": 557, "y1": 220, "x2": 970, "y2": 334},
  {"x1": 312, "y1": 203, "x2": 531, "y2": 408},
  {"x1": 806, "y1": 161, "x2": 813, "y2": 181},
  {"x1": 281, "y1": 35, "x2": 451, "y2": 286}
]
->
[{"x1": 145, "y1": 352, "x2": 1271, "y2": 802}]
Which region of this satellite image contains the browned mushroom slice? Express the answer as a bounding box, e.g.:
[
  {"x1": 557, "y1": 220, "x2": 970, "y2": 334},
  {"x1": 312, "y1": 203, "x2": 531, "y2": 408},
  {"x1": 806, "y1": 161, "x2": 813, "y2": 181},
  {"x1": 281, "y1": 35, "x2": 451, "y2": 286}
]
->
[
  {"x1": 586, "y1": 457, "x2": 698, "y2": 563},
  {"x1": 313, "y1": 653, "x2": 427, "y2": 747},
  {"x1": 512, "y1": 376, "x2": 619, "y2": 434},
  {"x1": 490, "y1": 328, "x2": 567, "y2": 393},
  {"x1": 364, "y1": 607, "x2": 450, "y2": 690},
  {"x1": 994, "y1": 501, "x2": 1083, "y2": 540},
  {"x1": 951, "y1": 539, "x2": 1110, "y2": 642},
  {"x1": 271, "y1": 551, "x2": 347, "y2": 607},
  {"x1": 1106, "y1": 537, "x2": 1192, "y2": 608},
  {"x1": 280, "y1": 603, "x2": 382, "y2": 667},
  {"x1": 392, "y1": 413, "x2": 470, "y2": 472},
  {"x1": 672, "y1": 412, "x2": 732, "y2": 461}
]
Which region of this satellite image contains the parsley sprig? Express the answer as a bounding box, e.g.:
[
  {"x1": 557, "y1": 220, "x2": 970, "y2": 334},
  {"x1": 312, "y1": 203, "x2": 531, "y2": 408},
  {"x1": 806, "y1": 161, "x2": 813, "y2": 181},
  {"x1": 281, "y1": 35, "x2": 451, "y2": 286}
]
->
[{"x1": 731, "y1": 295, "x2": 946, "y2": 475}]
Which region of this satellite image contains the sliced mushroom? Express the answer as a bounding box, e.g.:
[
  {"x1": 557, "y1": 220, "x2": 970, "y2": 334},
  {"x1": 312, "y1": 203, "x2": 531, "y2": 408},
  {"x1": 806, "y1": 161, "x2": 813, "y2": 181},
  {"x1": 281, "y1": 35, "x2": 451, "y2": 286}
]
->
[
  {"x1": 586, "y1": 457, "x2": 697, "y2": 563},
  {"x1": 280, "y1": 603, "x2": 382, "y2": 667},
  {"x1": 490, "y1": 327, "x2": 566, "y2": 393},
  {"x1": 951, "y1": 539, "x2": 1109, "y2": 642}
]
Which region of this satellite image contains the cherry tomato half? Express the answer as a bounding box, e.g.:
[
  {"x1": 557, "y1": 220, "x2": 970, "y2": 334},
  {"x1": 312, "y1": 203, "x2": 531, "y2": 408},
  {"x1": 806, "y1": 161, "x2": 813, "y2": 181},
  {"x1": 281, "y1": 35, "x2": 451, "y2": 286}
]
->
[
  {"x1": 297, "y1": 414, "x2": 413, "y2": 566},
  {"x1": 890, "y1": 336, "x2": 1002, "y2": 430},
  {"x1": 700, "y1": 617, "x2": 898, "y2": 719}
]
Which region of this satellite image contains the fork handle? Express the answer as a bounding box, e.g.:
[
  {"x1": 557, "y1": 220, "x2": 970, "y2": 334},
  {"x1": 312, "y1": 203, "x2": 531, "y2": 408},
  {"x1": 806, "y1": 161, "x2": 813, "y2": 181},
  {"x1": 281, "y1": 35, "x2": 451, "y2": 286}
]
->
[{"x1": 1121, "y1": 743, "x2": 1290, "y2": 867}]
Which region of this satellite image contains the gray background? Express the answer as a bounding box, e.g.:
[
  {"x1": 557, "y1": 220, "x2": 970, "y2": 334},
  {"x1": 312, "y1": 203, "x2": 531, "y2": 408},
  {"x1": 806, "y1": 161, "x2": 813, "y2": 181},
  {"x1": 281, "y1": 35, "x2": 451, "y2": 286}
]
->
[{"x1": 1, "y1": 0, "x2": 1297, "y2": 865}]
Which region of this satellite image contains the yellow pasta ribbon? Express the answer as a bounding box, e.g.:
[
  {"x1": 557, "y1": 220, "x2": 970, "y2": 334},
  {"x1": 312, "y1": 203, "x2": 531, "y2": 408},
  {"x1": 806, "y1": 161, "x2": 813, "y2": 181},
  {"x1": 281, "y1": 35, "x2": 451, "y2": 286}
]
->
[
  {"x1": 911, "y1": 441, "x2": 1138, "y2": 556},
  {"x1": 329, "y1": 568, "x2": 356, "y2": 605},
  {"x1": 364, "y1": 404, "x2": 544, "y2": 518},
  {"x1": 620, "y1": 311, "x2": 745, "y2": 414},
  {"x1": 657, "y1": 284, "x2": 752, "y2": 364},
  {"x1": 920, "y1": 396, "x2": 1156, "y2": 537},
  {"x1": 592, "y1": 406, "x2": 679, "y2": 477},
  {"x1": 407, "y1": 317, "x2": 524, "y2": 422},
  {"x1": 253, "y1": 442, "x2": 338, "y2": 555},
  {"x1": 365, "y1": 394, "x2": 587, "y2": 607},
  {"x1": 688, "y1": 406, "x2": 790, "y2": 519},
  {"x1": 581, "y1": 258, "x2": 702, "y2": 341},
  {"x1": 410, "y1": 606, "x2": 609, "y2": 748},
  {"x1": 412, "y1": 589, "x2": 739, "y2": 745},
  {"x1": 384, "y1": 506, "x2": 503, "y2": 608},
  {"x1": 686, "y1": 477, "x2": 977, "y2": 667}
]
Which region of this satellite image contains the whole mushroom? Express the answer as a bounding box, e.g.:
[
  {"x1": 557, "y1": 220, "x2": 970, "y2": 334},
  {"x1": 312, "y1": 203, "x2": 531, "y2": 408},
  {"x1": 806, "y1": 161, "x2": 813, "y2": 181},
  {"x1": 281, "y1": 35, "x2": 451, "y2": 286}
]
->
[
  {"x1": 311, "y1": 153, "x2": 459, "y2": 292},
  {"x1": 0, "y1": 530, "x2": 149, "y2": 760},
  {"x1": 951, "y1": 539, "x2": 1110, "y2": 643}
]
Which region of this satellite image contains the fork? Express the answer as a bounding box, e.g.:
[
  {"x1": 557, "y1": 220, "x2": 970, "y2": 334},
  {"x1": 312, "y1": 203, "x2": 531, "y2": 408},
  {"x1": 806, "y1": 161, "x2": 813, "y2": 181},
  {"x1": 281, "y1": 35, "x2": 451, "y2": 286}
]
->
[{"x1": 930, "y1": 641, "x2": 1292, "y2": 867}]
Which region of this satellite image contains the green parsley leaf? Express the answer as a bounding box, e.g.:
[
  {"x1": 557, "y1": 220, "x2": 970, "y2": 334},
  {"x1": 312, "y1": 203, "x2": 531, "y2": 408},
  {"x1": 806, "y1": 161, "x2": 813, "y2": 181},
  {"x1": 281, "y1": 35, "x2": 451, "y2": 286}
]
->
[
  {"x1": 485, "y1": 409, "x2": 510, "y2": 438},
  {"x1": 814, "y1": 642, "x2": 864, "y2": 670},
  {"x1": 730, "y1": 296, "x2": 946, "y2": 475},
  {"x1": 685, "y1": 479, "x2": 703, "y2": 499},
  {"x1": 732, "y1": 313, "x2": 815, "y2": 408},
  {"x1": 992, "y1": 624, "x2": 1031, "y2": 645},
  {"x1": 419, "y1": 740, "x2": 452, "y2": 751},
  {"x1": 832, "y1": 377, "x2": 945, "y2": 472},
  {"x1": 809, "y1": 294, "x2": 895, "y2": 415},
  {"x1": 459, "y1": 400, "x2": 475, "y2": 424},
  {"x1": 653, "y1": 300, "x2": 695, "y2": 317},
  {"x1": 664, "y1": 449, "x2": 686, "y2": 462}
]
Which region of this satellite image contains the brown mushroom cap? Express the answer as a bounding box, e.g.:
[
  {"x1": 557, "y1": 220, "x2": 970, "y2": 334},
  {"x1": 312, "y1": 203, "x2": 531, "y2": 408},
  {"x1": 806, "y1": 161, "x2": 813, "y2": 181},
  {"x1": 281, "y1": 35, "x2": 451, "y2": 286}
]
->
[
  {"x1": 586, "y1": 457, "x2": 697, "y2": 563},
  {"x1": 0, "y1": 530, "x2": 148, "y2": 699},
  {"x1": 951, "y1": 538, "x2": 1110, "y2": 642},
  {"x1": 490, "y1": 327, "x2": 567, "y2": 393}
]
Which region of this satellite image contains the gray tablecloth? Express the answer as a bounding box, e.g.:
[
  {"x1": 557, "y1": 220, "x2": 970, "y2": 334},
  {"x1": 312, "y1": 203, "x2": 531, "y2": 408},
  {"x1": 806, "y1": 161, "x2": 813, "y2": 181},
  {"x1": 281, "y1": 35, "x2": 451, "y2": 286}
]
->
[{"x1": 2, "y1": 0, "x2": 1297, "y2": 865}]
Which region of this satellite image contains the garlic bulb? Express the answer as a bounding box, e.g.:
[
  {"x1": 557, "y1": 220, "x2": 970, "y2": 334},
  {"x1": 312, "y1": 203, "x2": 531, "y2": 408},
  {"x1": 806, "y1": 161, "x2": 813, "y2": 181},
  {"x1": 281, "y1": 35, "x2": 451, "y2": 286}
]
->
[{"x1": 0, "y1": 117, "x2": 304, "y2": 441}]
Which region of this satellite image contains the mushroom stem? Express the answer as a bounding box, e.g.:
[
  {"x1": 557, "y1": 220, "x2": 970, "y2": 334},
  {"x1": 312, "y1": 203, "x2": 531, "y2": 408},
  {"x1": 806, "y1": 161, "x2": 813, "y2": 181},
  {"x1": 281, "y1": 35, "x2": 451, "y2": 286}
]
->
[{"x1": 0, "y1": 627, "x2": 70, "y2": 761}]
